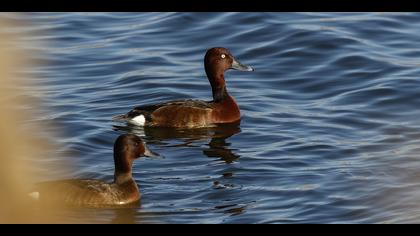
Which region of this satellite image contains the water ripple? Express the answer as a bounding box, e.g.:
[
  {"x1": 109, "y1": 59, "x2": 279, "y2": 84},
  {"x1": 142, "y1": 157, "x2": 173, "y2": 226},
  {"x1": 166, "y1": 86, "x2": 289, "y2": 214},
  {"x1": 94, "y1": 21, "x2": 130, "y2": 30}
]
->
[{"x1": 5, "y1": 12, "x2": 420, "y2": 223}]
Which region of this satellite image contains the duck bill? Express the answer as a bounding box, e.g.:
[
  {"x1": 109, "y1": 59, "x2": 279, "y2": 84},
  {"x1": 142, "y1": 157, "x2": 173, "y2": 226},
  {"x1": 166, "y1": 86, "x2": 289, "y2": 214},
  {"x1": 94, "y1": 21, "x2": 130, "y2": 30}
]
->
[
  {"x1": 231, "y1": 58, "x2": 254, "y2": 72},
  {"x1": 143, "y1": 145, "x2": 162, "y2": 159}
]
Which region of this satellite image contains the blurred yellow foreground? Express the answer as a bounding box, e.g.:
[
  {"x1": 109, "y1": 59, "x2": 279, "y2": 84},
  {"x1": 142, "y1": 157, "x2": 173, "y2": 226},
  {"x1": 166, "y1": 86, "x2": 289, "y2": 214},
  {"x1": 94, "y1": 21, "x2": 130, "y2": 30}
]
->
[{"x1": 0, "y1": 19, "x2": 67, "y2": 224}]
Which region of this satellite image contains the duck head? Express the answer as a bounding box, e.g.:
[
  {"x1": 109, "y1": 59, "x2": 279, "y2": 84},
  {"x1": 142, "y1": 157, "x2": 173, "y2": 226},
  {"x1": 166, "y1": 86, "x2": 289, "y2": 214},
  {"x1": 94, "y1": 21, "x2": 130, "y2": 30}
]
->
[
  {"x1": 204, "y1": 47, "x2": 254, "y2": 101},
  {"x1": 113, "y1": 134, "x2": 158, "y2": 182}
]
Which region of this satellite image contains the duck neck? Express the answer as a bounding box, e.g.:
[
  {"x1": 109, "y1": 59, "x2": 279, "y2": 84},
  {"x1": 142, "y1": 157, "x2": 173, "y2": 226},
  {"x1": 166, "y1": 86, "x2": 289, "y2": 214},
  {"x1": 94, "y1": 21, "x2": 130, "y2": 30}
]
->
[
  {"x1": 114, "y1": 151, "x2": 134, "y2": 184},
  {"x1": 207, "y1": 69, "x2": 229, "y2": 102},
  {"x1": 212, "y1": 85, "x2": 229, "y2": 102},
  {"x1": 114, "y1": 172, "x2": 133, "y2": 184}
]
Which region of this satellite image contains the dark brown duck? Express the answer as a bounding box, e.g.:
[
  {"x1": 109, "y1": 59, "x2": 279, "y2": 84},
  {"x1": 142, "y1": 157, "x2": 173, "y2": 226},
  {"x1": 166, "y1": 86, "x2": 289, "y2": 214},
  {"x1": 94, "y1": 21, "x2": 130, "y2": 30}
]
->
[
  {"x1": 113, "y1": 47, "x2": 254, "y2": 128},
  {"x1": 29, "y1": 134, "x2": 157, "y2": 208}
]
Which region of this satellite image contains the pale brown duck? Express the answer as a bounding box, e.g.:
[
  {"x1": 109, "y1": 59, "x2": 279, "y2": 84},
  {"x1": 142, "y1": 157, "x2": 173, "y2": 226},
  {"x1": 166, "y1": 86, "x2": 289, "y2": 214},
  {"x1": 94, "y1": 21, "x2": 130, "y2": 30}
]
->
[{"x1": 29, "y1": 134, "x2": 158, "y2": 208}]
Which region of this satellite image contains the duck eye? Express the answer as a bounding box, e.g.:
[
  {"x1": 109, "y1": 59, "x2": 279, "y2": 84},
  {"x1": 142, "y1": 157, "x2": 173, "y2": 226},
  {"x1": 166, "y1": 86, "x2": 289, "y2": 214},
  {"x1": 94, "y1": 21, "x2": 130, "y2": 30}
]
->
[{"x1": 221, "y1": 54, "x2": 226, "y2": 59}]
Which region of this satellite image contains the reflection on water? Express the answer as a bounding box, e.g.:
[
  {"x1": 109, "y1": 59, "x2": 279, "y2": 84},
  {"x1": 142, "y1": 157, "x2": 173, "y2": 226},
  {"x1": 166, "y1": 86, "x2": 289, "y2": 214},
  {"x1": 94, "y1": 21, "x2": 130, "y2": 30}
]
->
[
  {"x1": 204, "y1": 137, "x2": 240, "y2": 164},
  {"x1": 214, "y1": 203, "x2": 248, "y2": 216},
  {"x1": 110, "y1": 209, "x2": 137, "y2": 224},
  {"x1": 113, "y1": 122, "x2": 241, "y2": 164}
]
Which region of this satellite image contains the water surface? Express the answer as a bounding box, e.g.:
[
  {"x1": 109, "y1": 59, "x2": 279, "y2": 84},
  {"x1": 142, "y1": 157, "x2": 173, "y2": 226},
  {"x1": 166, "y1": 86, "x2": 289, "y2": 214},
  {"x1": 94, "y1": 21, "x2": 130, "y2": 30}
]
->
[{"x1": 3, "y1": 12, "x2": 420, "y2": 223}]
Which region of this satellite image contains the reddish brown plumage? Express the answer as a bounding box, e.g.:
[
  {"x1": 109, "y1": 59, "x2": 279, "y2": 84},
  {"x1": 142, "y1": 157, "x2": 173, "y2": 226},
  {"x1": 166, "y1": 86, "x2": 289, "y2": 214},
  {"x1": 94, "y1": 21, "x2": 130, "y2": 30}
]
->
[
  {"x1": 210, "y1": 94, "x2": 241, "y2": 124},
  {"x1": 113, "y1": 47, "x2": 253, "y2": 128}
]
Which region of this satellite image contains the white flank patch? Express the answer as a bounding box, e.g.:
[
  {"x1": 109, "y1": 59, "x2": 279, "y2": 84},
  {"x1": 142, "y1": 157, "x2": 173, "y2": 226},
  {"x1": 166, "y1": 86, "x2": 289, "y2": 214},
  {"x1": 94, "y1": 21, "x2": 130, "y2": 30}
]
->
[
  {"x1": 130, "y1": 115, "x2": 146, "y2": 126},
  {"x1": 29, "y1": 192, "x2": 40, "y2": 200}
]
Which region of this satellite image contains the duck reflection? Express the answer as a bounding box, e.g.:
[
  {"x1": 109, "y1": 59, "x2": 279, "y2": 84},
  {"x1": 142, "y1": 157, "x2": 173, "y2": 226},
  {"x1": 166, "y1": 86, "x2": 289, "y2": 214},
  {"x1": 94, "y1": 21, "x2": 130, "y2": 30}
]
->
[
  {"x1": 203, "y1": 136, "x2": 240, "y2": 164},
  {"x1": 214, "y1": 203, "x2": 248, "y2": 216},
  {"x1": 113, "y1": 122, "x2": 241, "y2": 163},
  {"x1": 110, "y1": 208, "x2": 137, "y2": 224}
]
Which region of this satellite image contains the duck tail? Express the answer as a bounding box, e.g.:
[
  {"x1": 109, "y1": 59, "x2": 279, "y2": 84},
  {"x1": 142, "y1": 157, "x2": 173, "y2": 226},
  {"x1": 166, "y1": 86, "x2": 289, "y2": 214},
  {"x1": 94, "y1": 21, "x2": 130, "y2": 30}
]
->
[
  {"x1": 112, "y1": 114, "x2": 129, "y2": 121},
  {"x1": 113, "y1": 110, "x2": 150, "y2": 126}
]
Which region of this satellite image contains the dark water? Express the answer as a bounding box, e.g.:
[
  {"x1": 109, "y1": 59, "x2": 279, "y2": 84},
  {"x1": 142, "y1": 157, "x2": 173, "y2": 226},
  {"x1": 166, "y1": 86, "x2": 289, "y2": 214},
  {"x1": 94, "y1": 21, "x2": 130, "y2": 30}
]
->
[{"x1": 4, "y1": 12, "x2": 420, "y2": 223}]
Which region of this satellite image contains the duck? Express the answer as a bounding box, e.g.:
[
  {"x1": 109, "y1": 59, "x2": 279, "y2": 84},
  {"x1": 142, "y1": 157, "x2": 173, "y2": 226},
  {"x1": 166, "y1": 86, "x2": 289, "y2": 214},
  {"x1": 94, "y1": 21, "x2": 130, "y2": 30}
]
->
[
  {"x1": 29, "y1": 134, "x2": 158, "y2": 208},
  {"x1": 113, "y1": 47, "x2": 254, "y2": 128}
]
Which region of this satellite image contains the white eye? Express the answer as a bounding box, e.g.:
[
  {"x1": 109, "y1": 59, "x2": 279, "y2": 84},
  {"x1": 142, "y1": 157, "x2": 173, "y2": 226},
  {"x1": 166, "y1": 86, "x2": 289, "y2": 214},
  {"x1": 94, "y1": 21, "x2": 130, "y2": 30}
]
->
[{"x1": 221, "y1": 54, "x2": 226, "y2": 59}]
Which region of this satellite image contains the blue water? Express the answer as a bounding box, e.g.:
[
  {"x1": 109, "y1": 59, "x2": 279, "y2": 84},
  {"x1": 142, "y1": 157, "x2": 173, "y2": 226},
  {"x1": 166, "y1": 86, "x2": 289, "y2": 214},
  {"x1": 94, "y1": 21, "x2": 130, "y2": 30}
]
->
[{"x1": 4, "y1": 12, "x2": 420, "y2": 223}]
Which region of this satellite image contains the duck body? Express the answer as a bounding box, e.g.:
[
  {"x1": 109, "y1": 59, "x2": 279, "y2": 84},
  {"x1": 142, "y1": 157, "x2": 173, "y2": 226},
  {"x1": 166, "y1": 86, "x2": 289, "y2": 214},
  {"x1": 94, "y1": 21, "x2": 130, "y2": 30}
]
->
[
  {"x1": 113, "y1": 47, "x2": 253, "y2": 128},
  {"x1": 114, "y1": 95, "x2": 240, "y2": 128},
  {"x1": 32, "y1": 178, "x2": 140, "y2": 208},
  {"x1": 29, "y1": 134, "x2": 157, "y2": 208}
]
